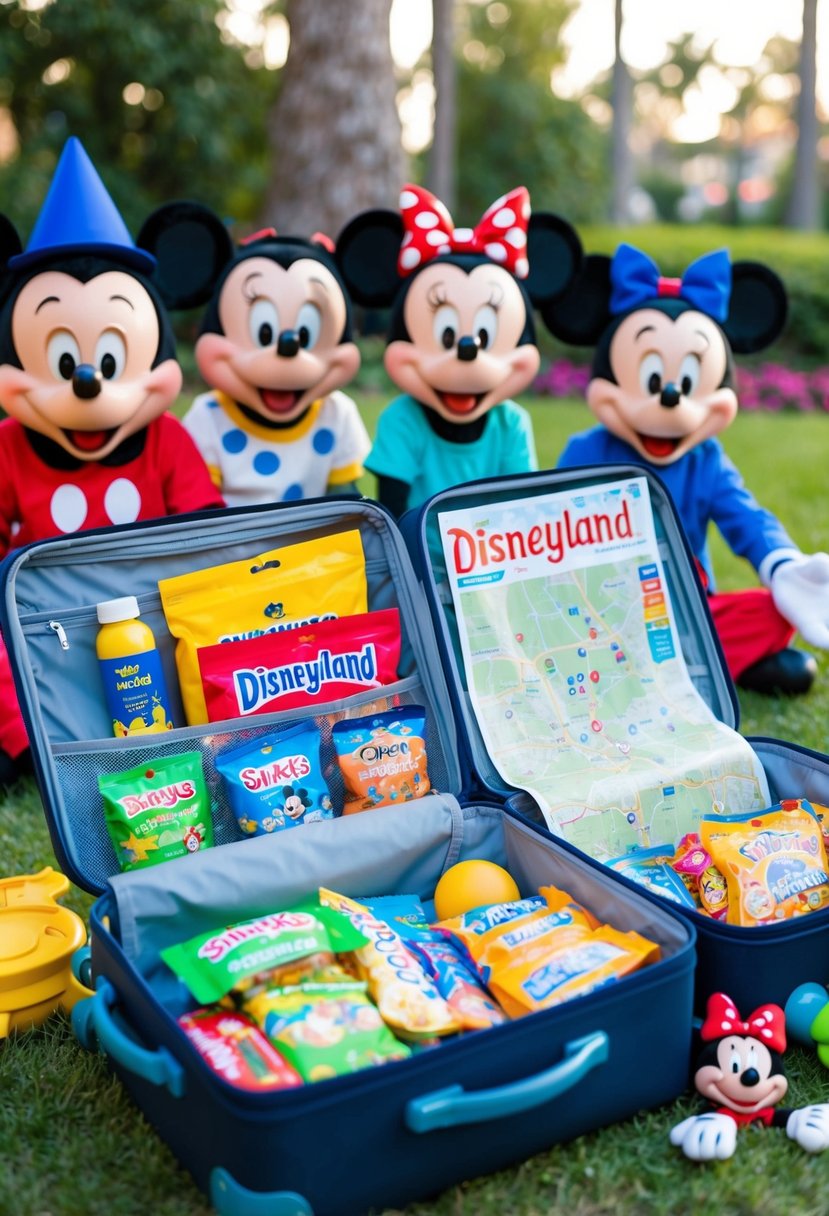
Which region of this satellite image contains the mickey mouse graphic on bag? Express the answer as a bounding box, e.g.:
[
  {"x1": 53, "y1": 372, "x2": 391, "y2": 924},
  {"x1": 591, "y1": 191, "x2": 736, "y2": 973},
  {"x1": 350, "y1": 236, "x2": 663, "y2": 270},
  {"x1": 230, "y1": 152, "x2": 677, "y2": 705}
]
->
[{"x1": 544, "y1": 243, "x2": 829, "y2": 697}]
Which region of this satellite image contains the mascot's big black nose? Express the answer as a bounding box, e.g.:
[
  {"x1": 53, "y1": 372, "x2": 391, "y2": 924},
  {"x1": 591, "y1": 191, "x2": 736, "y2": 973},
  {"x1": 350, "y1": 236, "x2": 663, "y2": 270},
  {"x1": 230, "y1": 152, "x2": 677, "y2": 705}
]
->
[
  {"x1": 457, "y1": 335, "x2": 480, "y2": 362},
  {"x1": 72, "y1": 364, "x2": 103, "y2": 400},
  {"x1": 660, "y1": 382, "x2": 681, "y2": 408},
  {"x1": 741, "y1": 1067, "x2": 761, "y2": 1087},
  {"x1": 277, "y1": 330, "x2": 301, "y2": 358}
]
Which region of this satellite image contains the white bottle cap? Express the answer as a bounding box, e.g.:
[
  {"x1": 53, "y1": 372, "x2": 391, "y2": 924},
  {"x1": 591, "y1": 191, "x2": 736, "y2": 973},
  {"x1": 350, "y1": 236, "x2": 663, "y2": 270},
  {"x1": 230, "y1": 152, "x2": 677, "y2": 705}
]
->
[{"x1": 96, "y1": 595, "x2": 141, "y2": 625}]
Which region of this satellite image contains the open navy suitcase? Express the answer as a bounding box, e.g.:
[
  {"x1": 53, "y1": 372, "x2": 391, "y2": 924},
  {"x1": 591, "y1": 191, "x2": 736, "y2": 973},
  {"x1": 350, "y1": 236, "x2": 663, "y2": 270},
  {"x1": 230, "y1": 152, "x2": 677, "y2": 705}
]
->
[
  {"x1": 0, "y1": 493, "x2": 695, "y2": 1216},
  {"x1": 401, "y1": 464, "x2": 829, "y2": 1015}
]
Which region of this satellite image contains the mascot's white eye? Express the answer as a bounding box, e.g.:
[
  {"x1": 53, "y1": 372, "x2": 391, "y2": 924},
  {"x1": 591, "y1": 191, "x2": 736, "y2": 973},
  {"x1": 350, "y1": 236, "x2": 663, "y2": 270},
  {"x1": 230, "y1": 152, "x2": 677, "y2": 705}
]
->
[
  {"x1": 95, "y1": 331, "x2": 127, "y2": 381},
  {"x1": 729, "y1": 1045, "x2": 741, "y2": 1074},
  {"x1": 47, "y1": 330, "x2": 82, "y2": 381},
  {"x1": 433, "y1": 304, "x2": 460, "y2": 351},
  {"x1": 296, "y1": 302, "x2": 322, "y2": 350},
  {"x1": 250, "y1": 299, "x2": 279, "y2": 348},
  {"x1": 679, "y1": 353, "x2": 701, "y2": 396},
  {"x1": 473, "y1": 304, "x2": 498, "y2": 351},
  {"x1": 639, "y1": 352, "x2": 664, "y2": 396}
]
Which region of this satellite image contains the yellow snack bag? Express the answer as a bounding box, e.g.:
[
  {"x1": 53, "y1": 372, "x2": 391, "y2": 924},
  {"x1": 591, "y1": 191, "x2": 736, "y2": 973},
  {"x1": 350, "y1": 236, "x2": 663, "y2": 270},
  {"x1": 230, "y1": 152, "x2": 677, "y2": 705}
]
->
[
  {"x1": 438, "y1": 889, "x2": 660, "y2": 1018},
  {"x1": 700, "y1": 799, "x2": 829, "y2": 926},
  {"x1": 159, "y1": 530, "x2": 367, "y2": 724},
  {"x1": 318, "y1": 887, "x2": 459, "y2": 1040}
]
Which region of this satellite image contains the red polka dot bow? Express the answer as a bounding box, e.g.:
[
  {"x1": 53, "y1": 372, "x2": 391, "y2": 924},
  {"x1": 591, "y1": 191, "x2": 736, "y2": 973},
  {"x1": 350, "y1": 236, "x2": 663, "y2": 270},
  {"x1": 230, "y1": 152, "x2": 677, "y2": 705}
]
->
[
  {"x1": 700, "y1": 992, "x2": 786, "y2": 1053},
  {"x1": 397, "y1": 184, "x2": 531, "y2": 279}
]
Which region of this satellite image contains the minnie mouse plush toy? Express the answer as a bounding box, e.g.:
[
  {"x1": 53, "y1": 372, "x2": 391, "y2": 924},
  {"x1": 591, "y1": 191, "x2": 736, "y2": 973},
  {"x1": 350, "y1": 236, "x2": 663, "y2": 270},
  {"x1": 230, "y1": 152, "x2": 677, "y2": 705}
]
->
[
  {"x1": 0, "y1": 137, "x2": 226, "y2": 783},
  {"x1": 544, "y1": 244, "x2": 829, "y2": 696},
  {"x1": 336, "y1": 185, "x2": 582, "y2": 516},
  {"x1": 671, "y1": 991, "x2": 829, "y2": 1160}
]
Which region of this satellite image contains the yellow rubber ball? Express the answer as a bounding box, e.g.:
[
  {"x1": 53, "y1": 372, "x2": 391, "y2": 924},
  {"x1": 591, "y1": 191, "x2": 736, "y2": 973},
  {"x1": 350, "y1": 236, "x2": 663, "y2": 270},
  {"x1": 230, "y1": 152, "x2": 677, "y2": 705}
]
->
[{"x1": 433, "y1": 859, "x2": 521, "y2": 921}]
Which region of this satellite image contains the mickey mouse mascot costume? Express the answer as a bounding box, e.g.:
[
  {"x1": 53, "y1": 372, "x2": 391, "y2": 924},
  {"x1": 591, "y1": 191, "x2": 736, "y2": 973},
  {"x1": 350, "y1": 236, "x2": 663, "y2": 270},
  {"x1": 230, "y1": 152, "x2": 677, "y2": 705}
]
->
[
  {"x1": 0, "y1": 137, "x2": 225, "y2": 783},
  {"x1": 545, "y1": 244, "x2": 829, "y2": 696},
  {"x1": 336, "y1": 184, "x2": 582, "y2": 516}
]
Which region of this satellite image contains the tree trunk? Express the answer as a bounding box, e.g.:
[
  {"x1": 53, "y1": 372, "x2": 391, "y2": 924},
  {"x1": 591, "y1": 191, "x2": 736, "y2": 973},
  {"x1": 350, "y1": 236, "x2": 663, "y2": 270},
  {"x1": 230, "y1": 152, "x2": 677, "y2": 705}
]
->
[
  {"x1": 426, "y1": 0, "x2": 456, "y2": 211},
  {"x1": 262, "y1": 0, "x2": 405, "y2": 239},
  {"x1": 610, "y1": 0, "x2": 634, "y2": 224},
  {"x1": 785, "y1": 0, "x2": 819, "y2": 229}
]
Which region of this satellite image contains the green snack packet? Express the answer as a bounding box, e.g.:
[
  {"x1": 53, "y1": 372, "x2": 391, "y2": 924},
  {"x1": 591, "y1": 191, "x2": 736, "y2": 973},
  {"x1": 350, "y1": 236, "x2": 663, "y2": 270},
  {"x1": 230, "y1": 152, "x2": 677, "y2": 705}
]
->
[
  {"x1": 160, "y1": 902, "x2": 368, "y2": 1006},
  {"x1": 99, "y1": 751, "x2": 213, "y2": 872},
  {"x1": 246, "y1": 981, "x2": 411, "y2": 1082}
]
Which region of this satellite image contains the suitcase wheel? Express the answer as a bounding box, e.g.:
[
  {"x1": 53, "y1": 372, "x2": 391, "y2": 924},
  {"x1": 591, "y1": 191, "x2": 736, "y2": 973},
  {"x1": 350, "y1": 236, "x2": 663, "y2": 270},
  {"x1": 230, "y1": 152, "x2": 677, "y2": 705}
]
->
[
  {"x1": 406, "y1": 1029, "x2": 609, "y2": 1132},
  {"x1": 210, "y1": 1167, "x2": 313, "y2": 1216}
]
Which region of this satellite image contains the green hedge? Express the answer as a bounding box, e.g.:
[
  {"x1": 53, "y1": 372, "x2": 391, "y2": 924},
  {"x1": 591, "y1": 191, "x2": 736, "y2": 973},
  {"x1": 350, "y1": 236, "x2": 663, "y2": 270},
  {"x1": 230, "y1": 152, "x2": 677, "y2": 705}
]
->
[{"x1": 570, "y1": 224, "x2": 829, "y2": 368}]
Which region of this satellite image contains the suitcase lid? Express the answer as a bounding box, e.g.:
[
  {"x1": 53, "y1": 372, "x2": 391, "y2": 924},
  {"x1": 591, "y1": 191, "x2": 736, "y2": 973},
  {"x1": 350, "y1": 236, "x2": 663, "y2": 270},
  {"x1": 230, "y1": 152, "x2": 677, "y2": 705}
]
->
[
  {"x1": 399, "y1": 464, "x2": 739, "y2": 803},
  {"x1": 0, "y1": 496, "x2": 467, "y2": 893}
]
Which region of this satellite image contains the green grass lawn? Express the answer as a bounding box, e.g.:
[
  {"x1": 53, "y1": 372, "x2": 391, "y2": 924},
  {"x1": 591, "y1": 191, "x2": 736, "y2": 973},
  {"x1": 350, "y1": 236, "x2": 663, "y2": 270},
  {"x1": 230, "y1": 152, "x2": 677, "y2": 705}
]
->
[{"x1": 3, "y1": 398, "x2": 829, "y2": 1216}]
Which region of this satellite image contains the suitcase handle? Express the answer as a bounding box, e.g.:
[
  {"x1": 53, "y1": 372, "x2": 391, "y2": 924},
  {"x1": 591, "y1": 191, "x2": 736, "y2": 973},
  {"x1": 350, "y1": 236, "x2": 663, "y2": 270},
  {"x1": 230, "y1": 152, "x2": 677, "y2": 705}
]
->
[
  {"x1": 405, "y1": 1030, "x2": 609, "y2": 1132},
  {"x1": 72, "y1": 979, "x2": 186, "y2": 1098}
]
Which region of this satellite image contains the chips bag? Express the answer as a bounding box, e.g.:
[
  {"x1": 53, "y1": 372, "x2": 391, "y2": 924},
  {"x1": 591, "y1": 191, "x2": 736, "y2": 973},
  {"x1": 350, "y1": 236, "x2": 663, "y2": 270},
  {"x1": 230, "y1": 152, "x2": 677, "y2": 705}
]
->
[
  {"x1": 99, "y1": 751, "x2": 212, "y2": 871},
  {"x1": 178, "y1": 1008, "x2": 303, "y2": 1091},
  {"x1": 215, "y1": 721, "x2": 333, "y2": 837},
  {"x1": 160, "y1": 901, "x2": 367, "y2": 1006},
  {"x1": 159, "y1": 530, "x2": 367, "y2": 725},
  {"x1": 700, "y1": 799, "x2": 829, "y2": 926},
  {"x1": 332, "y1": 706, "x2": 430, "y2": 815},
  {"x1": 199, "y1": 608, "x2": 401, "y2": 723},
  {"x1": 609, "y1": 845, "x2": 697, "y2": 909}
]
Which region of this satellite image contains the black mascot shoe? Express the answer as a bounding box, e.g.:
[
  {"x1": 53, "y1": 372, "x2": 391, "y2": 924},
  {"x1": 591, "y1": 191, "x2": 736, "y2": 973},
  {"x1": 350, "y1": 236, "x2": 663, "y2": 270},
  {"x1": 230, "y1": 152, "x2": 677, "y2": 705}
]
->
[
  {"x1": 0, "y1": 747, "x2": 32, "y2": 790},
  {"x1": 737, "y1": 647, "x2": 817, "y2": 696}
]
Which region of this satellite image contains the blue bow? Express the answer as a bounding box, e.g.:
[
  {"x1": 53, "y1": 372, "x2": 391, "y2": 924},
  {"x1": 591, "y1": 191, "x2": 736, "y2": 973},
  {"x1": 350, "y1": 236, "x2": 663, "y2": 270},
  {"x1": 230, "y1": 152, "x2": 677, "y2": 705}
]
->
[{"x1": 609, "y1": 243, "x2": 731, "y2": 322}]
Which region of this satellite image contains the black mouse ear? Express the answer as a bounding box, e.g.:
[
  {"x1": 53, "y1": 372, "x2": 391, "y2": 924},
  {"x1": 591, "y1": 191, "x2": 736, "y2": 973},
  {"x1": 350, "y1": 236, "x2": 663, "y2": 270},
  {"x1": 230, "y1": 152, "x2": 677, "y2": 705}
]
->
[
  {"x1": 523, "y1": 213, "x2": 583, "y2": 306},
  {"x1": 137, "y1": 201, "x2": 234, "y2": 310},
  {"x1": 540, "y1": 254, "x2": 614, "y2": 346},
  {"x1": 336, "y1": 209, "x2": 403, "y2": 308},
  {"x1": 0, "y1": 215, "x2": 22, "y2": 271},
  {"x1": 723, "y1": 261, "x2": 787, "y2": 353}
]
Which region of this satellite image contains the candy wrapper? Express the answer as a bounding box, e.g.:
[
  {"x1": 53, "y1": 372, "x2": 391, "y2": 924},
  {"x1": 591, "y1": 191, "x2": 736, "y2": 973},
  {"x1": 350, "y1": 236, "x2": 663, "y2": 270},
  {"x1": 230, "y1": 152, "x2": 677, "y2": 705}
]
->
[
  {"x1": 199, "y1": 608, "x2": 401, "y2": 722},
  {"x1": 216, "y1": 721, "x2": 333, "y2": 837},
  {"x1": 159, "y1": 529, "x2": 368, "y2": 725},
  {"x1": 609, "y1": 845, "x2": 697, "y2": 910},
  {"x1": 178, "y1": 1008, "x2": 302, "y2": 1091},
  {"x1": 99, "y1": 751, "x2": 212, "y2": 871},
  {"x1": 333, "y1": 706, "x2": 430, "y2": 815}
]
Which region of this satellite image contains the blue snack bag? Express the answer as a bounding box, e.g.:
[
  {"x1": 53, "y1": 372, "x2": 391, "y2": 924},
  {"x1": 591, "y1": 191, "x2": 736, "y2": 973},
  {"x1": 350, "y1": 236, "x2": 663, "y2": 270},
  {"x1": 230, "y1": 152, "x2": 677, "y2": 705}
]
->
[{"x1": 216, "y1": 721, "x2": 334, "y2": 837}]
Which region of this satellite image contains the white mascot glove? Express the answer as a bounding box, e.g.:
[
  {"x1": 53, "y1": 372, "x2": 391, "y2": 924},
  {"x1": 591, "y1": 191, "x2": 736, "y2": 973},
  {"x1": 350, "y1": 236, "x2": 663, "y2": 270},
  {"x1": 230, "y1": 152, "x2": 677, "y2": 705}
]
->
[
  {"x1": 786, "y1": 1104, "x2": 829, "y2": 1152},
  {"x1": 669, "y1": 1112, "x2": 738, "y2": 1161},
  {"x1": 760, "y1": 549, "x2": 829, "y2": 649}
]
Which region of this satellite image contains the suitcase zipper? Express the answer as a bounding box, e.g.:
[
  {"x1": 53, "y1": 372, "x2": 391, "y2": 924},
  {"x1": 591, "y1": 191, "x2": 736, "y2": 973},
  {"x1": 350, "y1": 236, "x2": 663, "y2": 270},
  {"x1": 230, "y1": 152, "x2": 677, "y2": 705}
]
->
[{"x1": 48, "y1": 620, "x2": 70, "y2": 650}]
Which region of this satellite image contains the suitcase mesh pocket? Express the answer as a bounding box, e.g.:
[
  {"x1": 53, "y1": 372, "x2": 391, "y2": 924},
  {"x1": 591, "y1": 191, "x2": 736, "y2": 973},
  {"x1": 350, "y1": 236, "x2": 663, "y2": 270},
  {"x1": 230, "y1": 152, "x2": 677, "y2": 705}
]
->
[{"x1": 52, "y1": 677, "x2": 456, "y2": 890}]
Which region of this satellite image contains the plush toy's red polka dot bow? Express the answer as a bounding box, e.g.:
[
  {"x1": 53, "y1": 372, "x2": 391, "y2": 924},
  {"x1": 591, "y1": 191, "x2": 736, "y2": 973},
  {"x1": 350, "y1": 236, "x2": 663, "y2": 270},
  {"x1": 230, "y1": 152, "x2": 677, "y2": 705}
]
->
[
  {"x1": 700, "y1": 992, "x2": 787, "y2": 1053},
  {"x1": 397, "y1": 184, "x2": 531, "y2": 278}
]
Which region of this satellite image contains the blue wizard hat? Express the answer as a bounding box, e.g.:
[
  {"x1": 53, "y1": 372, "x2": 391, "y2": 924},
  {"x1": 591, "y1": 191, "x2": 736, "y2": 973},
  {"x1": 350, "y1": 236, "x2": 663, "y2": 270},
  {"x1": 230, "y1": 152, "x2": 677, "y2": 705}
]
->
[{"x1": 9, "y1": 137, "x2": 155, "y2": 275}]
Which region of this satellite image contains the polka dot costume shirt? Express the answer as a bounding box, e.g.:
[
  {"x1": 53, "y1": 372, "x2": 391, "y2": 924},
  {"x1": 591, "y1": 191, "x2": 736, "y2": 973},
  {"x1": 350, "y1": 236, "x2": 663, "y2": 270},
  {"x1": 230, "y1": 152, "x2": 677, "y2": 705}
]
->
[
  {"x1": 0, "y1": 413, "x2": 224, "y2": 555},
  {"x1": 183, "y1": 389, "x2": 371, "y2": 507}
]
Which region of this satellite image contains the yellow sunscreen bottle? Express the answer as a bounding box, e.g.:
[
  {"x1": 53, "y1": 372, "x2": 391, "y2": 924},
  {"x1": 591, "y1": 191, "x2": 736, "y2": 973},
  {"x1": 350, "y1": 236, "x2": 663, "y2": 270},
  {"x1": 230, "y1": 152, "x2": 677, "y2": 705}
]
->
[{"x1": 96, "y1": 596, "x2": 174, "y2": 737}]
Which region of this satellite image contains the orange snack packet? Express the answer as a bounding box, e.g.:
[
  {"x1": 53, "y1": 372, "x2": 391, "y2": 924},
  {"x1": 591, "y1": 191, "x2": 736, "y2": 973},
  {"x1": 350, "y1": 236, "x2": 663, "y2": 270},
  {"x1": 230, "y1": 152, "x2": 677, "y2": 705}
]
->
[
  {"x1": 437, "y1": 886, "x2": 659, "y2": 1018},
  {"x1": 700, "y1": 799, "x2": 829, "y2": 926},
  {"x1": 332, "y1": 706, "x2": 430, "y2": 815}
]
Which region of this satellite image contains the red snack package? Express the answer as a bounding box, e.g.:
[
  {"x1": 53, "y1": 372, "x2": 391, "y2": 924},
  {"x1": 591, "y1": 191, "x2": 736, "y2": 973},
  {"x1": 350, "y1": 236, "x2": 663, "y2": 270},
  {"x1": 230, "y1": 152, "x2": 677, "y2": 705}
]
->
[
  {"x1": 178, "y1": 1008, "x2": 303, "y2": 1091},
  {"x1": 199, "y1": 608, "x2": 401, "y2": 722}
]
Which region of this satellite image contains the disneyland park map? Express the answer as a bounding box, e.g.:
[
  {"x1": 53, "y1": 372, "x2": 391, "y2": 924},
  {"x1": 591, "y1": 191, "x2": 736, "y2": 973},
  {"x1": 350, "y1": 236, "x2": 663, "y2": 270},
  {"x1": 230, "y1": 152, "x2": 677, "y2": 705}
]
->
[{"x1": 438, "y1": 475, "x2": 770, "y2": 862}]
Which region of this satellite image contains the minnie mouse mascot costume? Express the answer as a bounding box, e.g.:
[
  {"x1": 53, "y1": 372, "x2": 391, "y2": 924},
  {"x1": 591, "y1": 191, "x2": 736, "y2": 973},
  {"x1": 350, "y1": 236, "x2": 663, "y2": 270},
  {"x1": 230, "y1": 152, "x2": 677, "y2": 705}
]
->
[
  {"x1": 336, "y1": 184, "x2": 582, "y2": 516},
  {"x1": 544, "y1": 244, "x2": 829, "y2": 696},
  {"x1": 0, "y1": 137, "x2": 225, "y2": 783}
]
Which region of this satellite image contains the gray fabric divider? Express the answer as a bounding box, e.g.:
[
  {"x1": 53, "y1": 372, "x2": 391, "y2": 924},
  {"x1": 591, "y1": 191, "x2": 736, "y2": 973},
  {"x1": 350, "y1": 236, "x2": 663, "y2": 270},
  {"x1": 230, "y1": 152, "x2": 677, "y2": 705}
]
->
[
  {"x1": 751, "y1": 739, "x2": 829, "y2": 804},
  {"x1": 111, "y1": 793, "x2": 505, "y2": 977}
]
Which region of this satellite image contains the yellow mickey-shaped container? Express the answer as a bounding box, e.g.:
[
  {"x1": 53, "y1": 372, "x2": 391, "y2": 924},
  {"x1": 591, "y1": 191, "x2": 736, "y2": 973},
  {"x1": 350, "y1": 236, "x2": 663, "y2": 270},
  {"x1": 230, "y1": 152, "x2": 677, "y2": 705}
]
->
[{"x1": 0, "y1": 866, "x2": 93, "y2": 1037}]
